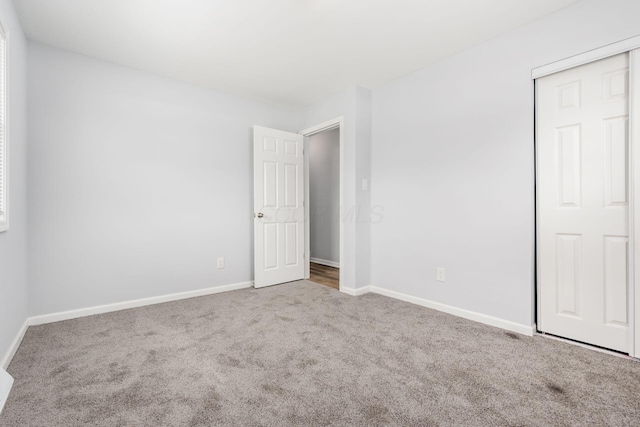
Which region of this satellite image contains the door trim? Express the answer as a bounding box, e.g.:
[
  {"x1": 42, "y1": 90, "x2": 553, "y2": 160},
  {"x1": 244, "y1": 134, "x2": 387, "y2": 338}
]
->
[
  {"x1": 630, "y1": 49, "x2": 640, "y2": 358},
  {"x1": 300, "y1": 117, "x2": 344, "y2": 292},
  {"x1": 532, "y1": 34, "x2": 640, "y2": 79}
]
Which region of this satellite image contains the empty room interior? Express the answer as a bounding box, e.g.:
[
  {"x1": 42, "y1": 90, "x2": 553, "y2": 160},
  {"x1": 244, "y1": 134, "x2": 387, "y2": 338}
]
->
[{"x1": 1, "y1": 0, "x2": 640, "y2": 425}]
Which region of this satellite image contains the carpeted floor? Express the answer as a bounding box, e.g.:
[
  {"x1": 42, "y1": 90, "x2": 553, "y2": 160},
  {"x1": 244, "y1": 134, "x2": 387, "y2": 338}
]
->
[{"x1": 1, "y1": 281, "x2": 640, "y2": 426}]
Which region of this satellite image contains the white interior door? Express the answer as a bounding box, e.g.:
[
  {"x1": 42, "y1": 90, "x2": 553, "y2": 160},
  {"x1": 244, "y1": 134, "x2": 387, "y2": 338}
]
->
[
  {"x1": 253, "y1": 126, "x2": 304, "y2": 288},
  {"x1": 537, "y1": 53, "x2": 630, "y2": 353}
]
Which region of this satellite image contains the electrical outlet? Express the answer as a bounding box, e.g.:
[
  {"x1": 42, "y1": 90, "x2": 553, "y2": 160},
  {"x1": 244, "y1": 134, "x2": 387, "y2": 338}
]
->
[
  {"x1": 217, "y1": 257, "x2": 225, "y2": 269},
  {"x1": 362, "y1": 179, "x2": 368, "y2": 191},
  {"x1": 436, "y1": 267, "x2": 445, "y2": 282},
  {"x1": 0, "y1": 369, "x2": 14, "y2": 415}
]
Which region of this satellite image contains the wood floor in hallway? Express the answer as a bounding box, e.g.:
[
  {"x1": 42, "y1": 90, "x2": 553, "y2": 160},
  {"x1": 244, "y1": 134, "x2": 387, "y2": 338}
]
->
[{"x1": 309, "y1": 262, "x2": 339, "y2": 290}]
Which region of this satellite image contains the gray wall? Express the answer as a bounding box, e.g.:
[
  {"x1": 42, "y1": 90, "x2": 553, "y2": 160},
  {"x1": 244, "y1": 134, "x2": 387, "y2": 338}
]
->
[
  {"x1": 27, "y1": 43, "x2": 301, "y2": 316},
  {"x1": 0, "y1": 0, "x2": 28, "y2": 365},
  {"x1": 371, "y1": 0, "x2": 640, "y2": 328},
  {"x1": 309, "y1": 128, "x2": 339, "y2": 264},
  {"x1": 25, "y1": 44, "x2": 375, "y2": 316},
  {"x1": 301, "y1": 86, "x2": 372, "y2": 291}
]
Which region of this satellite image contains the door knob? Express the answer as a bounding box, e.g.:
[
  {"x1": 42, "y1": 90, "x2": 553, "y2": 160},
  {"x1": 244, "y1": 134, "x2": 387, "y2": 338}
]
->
[{"x1": 256, "y1": 213, "x2": 264, "y2": 218}]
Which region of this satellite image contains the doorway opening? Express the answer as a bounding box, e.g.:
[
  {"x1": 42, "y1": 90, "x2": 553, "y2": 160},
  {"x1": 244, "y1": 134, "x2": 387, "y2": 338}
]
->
[
  {"x1": 307, "y1": 128, "x2": 340, "y2": 289},
  {"x1": 301, "y1": 117, "x2": 344, "y2": 292}
]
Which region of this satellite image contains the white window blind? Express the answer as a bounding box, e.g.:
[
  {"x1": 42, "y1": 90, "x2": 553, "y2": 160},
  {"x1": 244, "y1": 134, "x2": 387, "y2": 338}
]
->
[{"x1": 0, "y1": 25, "x2": 6, "y2": 232}]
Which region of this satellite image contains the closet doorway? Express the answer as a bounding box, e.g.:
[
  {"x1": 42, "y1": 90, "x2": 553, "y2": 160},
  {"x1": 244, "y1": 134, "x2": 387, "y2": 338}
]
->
[{"x1": 301, "y1": 119, "x2": 343, "y2": 291}]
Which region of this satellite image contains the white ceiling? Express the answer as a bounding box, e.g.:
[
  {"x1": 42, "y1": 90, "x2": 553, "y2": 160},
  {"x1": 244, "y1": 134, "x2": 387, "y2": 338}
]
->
[{"x1": 13, "y1": 0, "x2": 578, "y2": 108}]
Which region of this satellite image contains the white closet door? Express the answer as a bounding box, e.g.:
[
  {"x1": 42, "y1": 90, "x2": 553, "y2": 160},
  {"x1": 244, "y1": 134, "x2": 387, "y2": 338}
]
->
[
  {"x1": 537, "y1": 53, "x2": 630, "y2": 353},
  {"x1": 253, "y1": 126, "x2": 305, "y2": 288}
]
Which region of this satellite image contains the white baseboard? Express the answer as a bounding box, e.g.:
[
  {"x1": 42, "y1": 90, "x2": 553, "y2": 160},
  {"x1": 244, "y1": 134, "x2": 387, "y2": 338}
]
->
[
  {"x1": 1, "y1": 320, "x2": 29, "y2": 370},
  {"x1": 29, "y1": 281, "x2": 254, "y2": 326},
  {"x1": 369, "y1": 286, "x2": 535, "y2": 337},
  {"x1": 340, "y1": 285, "x2": 371, "y2": 297},
  {"x1": 310, "y1": 257, "x2": 340, "y2": 269}
]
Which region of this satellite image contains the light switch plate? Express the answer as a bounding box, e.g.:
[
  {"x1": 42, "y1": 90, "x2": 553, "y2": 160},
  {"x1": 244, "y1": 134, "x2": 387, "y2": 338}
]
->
[{"x1": 0, "y1": 368, "x2": 14, "y2": 415}]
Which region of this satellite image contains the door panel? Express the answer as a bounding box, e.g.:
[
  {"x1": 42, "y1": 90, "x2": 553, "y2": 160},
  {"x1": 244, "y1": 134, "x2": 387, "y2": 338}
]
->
[
  {"x1": 254, "y1": 126, "x2": 304, "y2": 288},
  {"x1": 537, "y1": 53, "x2": 630, "y2": 353},
  {"x1": 555, "y1": 233, "x2": 581, "y2": 317}
]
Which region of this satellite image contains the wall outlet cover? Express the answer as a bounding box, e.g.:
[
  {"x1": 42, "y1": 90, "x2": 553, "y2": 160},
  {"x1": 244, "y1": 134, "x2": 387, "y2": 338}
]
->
[{"x1": 0, "y1": 368, "x2": 14, "y2": 415}]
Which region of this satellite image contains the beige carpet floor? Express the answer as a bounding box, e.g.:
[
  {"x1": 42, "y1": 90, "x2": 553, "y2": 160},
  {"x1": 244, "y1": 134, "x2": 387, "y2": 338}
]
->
[{"x1": 1, "y1": 280, "x2": 640, "y2": 426}]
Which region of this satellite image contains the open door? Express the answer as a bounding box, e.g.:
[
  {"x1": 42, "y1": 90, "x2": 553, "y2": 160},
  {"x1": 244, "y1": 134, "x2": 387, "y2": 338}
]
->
[{"x1": 253, "y1": 126, "x2": 305, "y2": 288}]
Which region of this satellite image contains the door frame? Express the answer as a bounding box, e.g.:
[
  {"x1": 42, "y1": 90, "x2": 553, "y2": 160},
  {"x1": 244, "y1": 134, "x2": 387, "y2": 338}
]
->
[
  {"x1": 299, "y1": 117, "x2": 344, "y2": 292},
  {"x1": 533, "y1": 37, "x2": 640, "y2": 358},
  {"x1": 630, "y1": 49, "x2": 640, "y2": 358}
]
